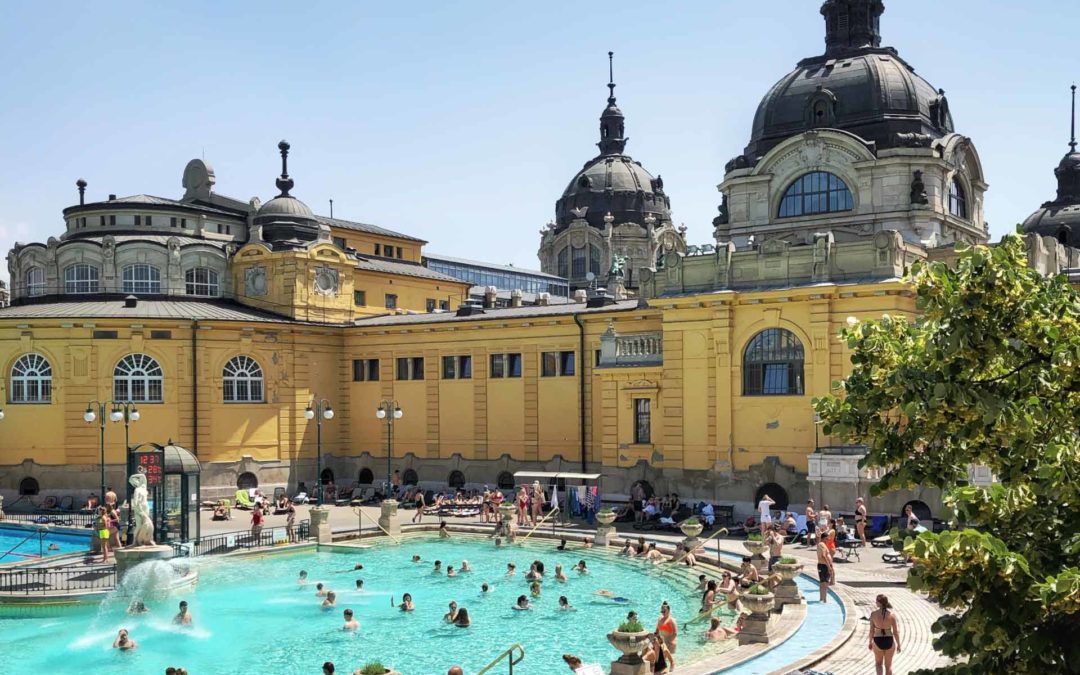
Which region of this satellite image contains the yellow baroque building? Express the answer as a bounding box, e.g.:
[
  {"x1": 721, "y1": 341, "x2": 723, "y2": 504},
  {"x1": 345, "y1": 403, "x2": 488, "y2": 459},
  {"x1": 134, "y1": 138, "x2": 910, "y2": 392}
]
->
[{"x1": 3, "y1": 1, "x2": 1078, "y2": 518}]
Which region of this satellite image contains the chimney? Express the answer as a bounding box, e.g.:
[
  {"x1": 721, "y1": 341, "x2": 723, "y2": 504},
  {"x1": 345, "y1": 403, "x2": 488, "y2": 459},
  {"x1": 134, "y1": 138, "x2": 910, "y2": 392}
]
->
[
  {"x1": 483, "y1": 285, "x2": 497, "y2": 309},
  {"x1": 537, "y1": 292, "x2": 550, "y2": 307},
  {"x1": 124, "y1": 295, "x2": 138, "y2": 308},
  {"x1": 76, "y1": 178, "x2": 87, "y2": 205},
  {"x1": 108, "y1": 194, "x2": 117, "y2": 201},
  {"x1": 573, "y1": 289, "x2": 588, "y2": 304},
  {"x1": 510, "y1": 289, "x2": 523, "y2": 308}
]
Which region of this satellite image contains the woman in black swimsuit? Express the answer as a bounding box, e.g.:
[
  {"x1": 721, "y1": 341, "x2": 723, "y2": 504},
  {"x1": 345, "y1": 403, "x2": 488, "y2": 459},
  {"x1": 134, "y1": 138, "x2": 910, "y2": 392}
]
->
[
  {"x1": 643, "y1": 632, "x2": 674, "y2": 674},
  {"x1": 869, "y1": 594, "x2": 901, "y2": 675}
]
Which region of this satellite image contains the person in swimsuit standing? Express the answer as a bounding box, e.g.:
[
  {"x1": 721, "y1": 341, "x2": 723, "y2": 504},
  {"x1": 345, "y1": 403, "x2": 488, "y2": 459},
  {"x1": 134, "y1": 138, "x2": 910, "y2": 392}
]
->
[
  {"x1": 655, "y1": 601, "x2": 678, "y2": 655},
  {"x1": 530, "y1": 481, "x2": 544, "y2": 526},
  {"x1": 757, "y1": 493, "x2": 775, "y2": 534},
  {"x1": 816, "y1": 536, "x2": 834, "y2": 603},
  {"x1": 869, "y1": 594, "x2": 901, "y2": 675},
  {"x1": 805, "y1": 500, "x2": 817, "y2": 547},
  {"x1": 516, "y1": 486, "x2": 529, "y2": 527},
  {"x1": 642, "y1": 632, "x2": 674, "y2": 674},
  {"x1": 854, "y1": 497, "x2": 868, "y2": 547}
]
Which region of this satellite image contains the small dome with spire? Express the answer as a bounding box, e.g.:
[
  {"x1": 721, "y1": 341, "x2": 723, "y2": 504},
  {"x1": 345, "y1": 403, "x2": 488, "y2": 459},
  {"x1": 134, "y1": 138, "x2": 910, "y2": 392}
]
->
[
  {"x1": 1023, "y1": 85, "x2": 1080, "y2": 246},
  {"x1": 255, "y1": 140, "x2": 320, "y2": 249},
  {"x1": 553, "y1": 52, "x2": 671, "y2": 233}
]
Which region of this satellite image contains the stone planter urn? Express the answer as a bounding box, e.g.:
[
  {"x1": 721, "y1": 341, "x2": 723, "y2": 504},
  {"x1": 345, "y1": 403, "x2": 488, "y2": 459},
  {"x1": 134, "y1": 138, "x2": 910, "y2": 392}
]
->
[
  {"x1": 679, "y1": 520, "x2": 703, "y2": 538},
  {"x1": 355, "y1": 667, "x2": 401, "y2": 675},
  {"x1": 772, "y1": 561, "x2": 804, "y2": 609},
  {"x1": 596, "y1": 510, "x2": 617, "y2": 527},
  {"x1": 737, "y1": 591, "x2": 775, "y2": 646},
  {"x1": 595, "y1": 509, "x2": 617, "y2": 547},
  {"x1": 498, "y1": 502, "x2": 517, "y2": 522},
  {"x1": 378, "y1": 499, "x2": 400, "y2": 537},
  {"x1": 742, "y1": 538, "x2": 768, "y2": 573},
  {"x1": 607, "y1": 630, "x2": 650, "y2": 675}
]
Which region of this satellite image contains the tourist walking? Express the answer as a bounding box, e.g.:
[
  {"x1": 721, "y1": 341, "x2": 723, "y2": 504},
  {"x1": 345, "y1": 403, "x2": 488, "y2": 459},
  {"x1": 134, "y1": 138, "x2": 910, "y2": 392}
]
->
[
  {"x1": 757, "y1": 493, "x2": 775, "y2": 534},
  {"x1": 413, "y1": 490, "x2": 425, "y2": 523},
  {"x1": 816, "y1": 536, "x2": 834, "y2": 603},
  {"x1": 854, "y1": 497, "x2": 868, "y2": 546},
  {"x1": 869, "y1": 594, "x2": 901, "y2": 675},
  {"x1": 106, "y1": 503, "x2": 123, "y2": 551}
]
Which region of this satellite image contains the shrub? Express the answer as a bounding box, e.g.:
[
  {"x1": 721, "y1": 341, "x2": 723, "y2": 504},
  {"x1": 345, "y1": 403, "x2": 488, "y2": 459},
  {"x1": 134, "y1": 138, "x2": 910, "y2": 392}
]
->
[
  {"x1": 359, "y1": 663, "x2": 387, "y2": 675},
  {"x1": 746, "y1": 533, "x2": 763, "y2": 541},
  {"x1": 779, "y1": 556, "x2": 797, "y2": 565},
  {"x1": 746, "y1": 584, "x2": 770, "y2": 595},
  {"x1": 683, "y1": 517, "x2": 700, "y2": 525},
  {"x1": 617, "y1": 619, "x2": 645, "y2": 633}
]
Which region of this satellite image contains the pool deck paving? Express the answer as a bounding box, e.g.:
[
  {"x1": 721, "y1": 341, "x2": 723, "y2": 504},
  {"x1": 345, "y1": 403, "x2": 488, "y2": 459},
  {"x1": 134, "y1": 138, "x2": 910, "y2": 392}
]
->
[{"x1": 198, "y1": 505, "x2": 957, "y2": 674}]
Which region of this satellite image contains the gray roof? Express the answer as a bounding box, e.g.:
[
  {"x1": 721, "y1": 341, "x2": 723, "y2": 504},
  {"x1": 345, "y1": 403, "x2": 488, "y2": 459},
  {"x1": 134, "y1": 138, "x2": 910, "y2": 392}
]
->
[
  {"x1": 353, "y1": 299, "x2": 639, "y2": 327},
  {"x1": 0, "y1": 300, "x2": 299, "y2": 324},
  {"x1": 425, "y1": 253, "x2": 566, "y2": 281},
  {"x1": 316, "y1": 215, "x2": 425, "y2": 243},
  {"x1": 354, "y1": 256, "x2": 465, "y2": 284},
  {"x1": 65, "y1": 194, "x2": 244, "y2": 218}
]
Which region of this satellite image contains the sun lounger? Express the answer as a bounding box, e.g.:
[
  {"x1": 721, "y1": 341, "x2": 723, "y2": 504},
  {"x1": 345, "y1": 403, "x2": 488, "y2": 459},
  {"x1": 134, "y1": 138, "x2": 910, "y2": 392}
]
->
[{"x1": 235, "y1": 489, "x2": 255, "y2": 510}]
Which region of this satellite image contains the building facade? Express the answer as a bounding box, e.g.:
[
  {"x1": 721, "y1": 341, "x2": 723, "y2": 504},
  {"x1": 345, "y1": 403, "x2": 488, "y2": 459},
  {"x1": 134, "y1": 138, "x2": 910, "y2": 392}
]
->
[{"x1": 1, "y1": 1, "x2": 1076, "y2": 518}]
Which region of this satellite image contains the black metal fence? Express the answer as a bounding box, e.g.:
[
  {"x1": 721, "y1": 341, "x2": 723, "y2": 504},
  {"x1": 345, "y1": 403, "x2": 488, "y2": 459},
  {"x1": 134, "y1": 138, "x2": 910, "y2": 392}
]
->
[
  {"x1": 0, "y1": 564, "x2": 116, "y2": 595},
  {"x1": 2, "y1": 510, "x2": 97, "y2": 529},
  {"x1": 170, "y1": 520, "x2": 311, "y2": 558}
]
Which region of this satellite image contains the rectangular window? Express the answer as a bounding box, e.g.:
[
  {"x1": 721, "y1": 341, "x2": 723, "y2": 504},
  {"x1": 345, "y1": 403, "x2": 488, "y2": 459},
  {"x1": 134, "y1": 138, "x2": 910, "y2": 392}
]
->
[
  {"x1": 354, "y1": 290, "x2": 366, "y2": 306},
  {"x1": 442, "y1": 355, "x2": 456, "y2": 379},
  {"x1": 411, "y1": 357, "x2": 424, "y2": 380},
  {"x1": 396, "y1": 247, "x2": 403, "y2": 259},
  {"x1": 396, "y1": 357, "x2": 409, "y2": 380},
  {"x1": 171, "y1": 217, "x2": 178, "y2": 228},
  {"x1": 333, "y1": 236, "x2": 347, "y2": 248},
  {"x1": 100, "y1": 215, "x2": 106, "y2": 226},
  {"x1": 439, "y1": 300, "x2": 450, "y2": 311},
  {"x1": 181, "y1": 218, "x2": 187, "y2": 228},
  {"x1": 560, "y1": 351, "x2": 575, "y2": 376},
  {"x1": 146, "y1": 216, "x2": 152, "y2": 227},
  {"x1": 353, "y1": 358, "x2": 379, "y2": 381},
  {"x1": 571, "y1": 246, "x2": 586, "y2": 277},
  {"x1": 374, "y1": 244, "x2": 381, "y2": 256},
  {"x1": 441, "y1": 355, "x2": 472, "y2": 380},
  {"x1": 634, "y1": 398, "x2": 651, "y2": 444},
  {"x1": 134, "y1": 215, "x2": 142, "y2": 226},
  {"x1": 542, "y1": 352, "x2": 559, "y2": 377},
  {"x1": 397, "y1": 357, "x2": 425, "y2": 380},
  {"x1": 490, "y1": 354, "x2": 505, "y2": 378},
  {"x1": 460, "y1": 355, "x2": 472, "y2": 379},
  {"x1": 508, "y1": 353, "x2": 522, "y2": 377},
  {"x1": 385, "y1": 294, "x2": 398, "y2": 309},
  {"x1": 426, "y1": 298, "x2": 436, "y2": 313},
  {"x1": 490, "y1": 353, "x2": 521, "y2": 378},
  {"x1": 109, "y1": 215, "x2": 116, "y2": 226}
]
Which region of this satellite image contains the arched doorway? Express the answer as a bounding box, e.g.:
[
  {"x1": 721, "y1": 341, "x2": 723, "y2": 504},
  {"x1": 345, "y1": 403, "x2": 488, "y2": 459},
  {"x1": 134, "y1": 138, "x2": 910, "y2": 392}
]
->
[
  {"x1": 236, "y1": 472, "x2": 258, "y2": 490},
  {"x1": 320, "y1": 468, "x2": 335, "y2": 486},
  {"x1": 402, "y1": 469, "x2": 419, "y2": 486},
  {"x1": 496, "y1": 471, "x2": 515, "y2": 490},
  {"x1": 631, "y1": 479, "x2": 655, "y2": 500},
  {"x1": 902, "y1": 500, "x2": 932, "y2": 522},
  {"x1": 448, "y1": 470, "x2": 466, "y2": 489},
  {"x1": 755, "y1": 483, "x2": 789, "y2": 511},
  {"x1": 19, "y1": 477, "x2": 40, "y2": 496},
  {"x1": 358, "y1": 468, "x2": 374, "y2": 485}
]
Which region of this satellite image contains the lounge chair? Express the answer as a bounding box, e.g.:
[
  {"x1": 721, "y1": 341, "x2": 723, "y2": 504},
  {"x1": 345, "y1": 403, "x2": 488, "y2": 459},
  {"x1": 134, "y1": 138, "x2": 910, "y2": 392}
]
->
[
  {"x1": 41, "y1": 496, "x2": 58, "y2": 510},
  {"x1": 292, "y1": 492, "x2": 310, "y2": 505},
  {"x1": 235, "y1": 489, "x2": 255, "y2": 510},
  {"x1": 58, "y1": 496, "x2": 75, "y2": 511},
  {"x1": 784, "y1": 515, "x2": 808, "y2": 544}
]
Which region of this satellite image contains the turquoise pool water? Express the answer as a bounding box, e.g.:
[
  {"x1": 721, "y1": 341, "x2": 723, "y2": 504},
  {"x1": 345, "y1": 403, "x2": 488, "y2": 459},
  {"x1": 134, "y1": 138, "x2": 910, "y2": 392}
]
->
[
  {"x1": 0, "y1": 524, "x2": 89, "y2": 563},
  {"x1": 0, "y1": 536, "x2": 744, "y2": 674}
]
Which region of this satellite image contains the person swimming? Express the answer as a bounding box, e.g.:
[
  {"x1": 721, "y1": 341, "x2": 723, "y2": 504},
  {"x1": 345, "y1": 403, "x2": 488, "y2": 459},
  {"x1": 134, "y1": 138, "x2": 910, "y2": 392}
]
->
[
  {"x1": 557, "y1": 538, "x2": 568, "y2": 551},
  {"x1": 399, "y1": 593, "x2": 415, "y2": 611},
  {"x1": 513, "y1": 595, "x2": 530, "y2": 610},
  {"x1": 126, "y1": 600, "x2": 147, "y2": 614},
  {"x1": 315, "y1": 582, "x2": 328, "y2": 597},
  {"x1": 460, "y1": 560, "x2": 472, "y2": 573},
  {"x1": 433, "y1": 560, "x2": 443, "y2": 574},
  {"x1": 447, "y1": 565, "x2": 456, "y2": 577},
  {"x1": 173, "y1": 600, "x2": 192, "y2": 625},
  {"x1": 333, "y1": 563, "x2": 363, "y2": 574},
  {"x1": 321, "y1": 591, "x2": 337, "y2": 609},
  {"x1": 594, "y1": 589, "x2": 631, "y2": 603},
  {"x1": 554, "y1": 564, "x2": 567, "y2": 582},
  {"x1": 481, "y1": 583, "x2": 491, "y2": 593},
  {"x1": 411, "y1": 555, "x2": 421, "y2": 563},
  {"x1": 574, "y1": 560, "x2": 589, "y2": 574},
  {"x1": 506, "y1": 563, "x2": 516, "y2": 576},
  {"x1": 453, "y1": 607, "x2": 471, "y2": 627},
  {"x1": 559, "y1": 596, "x2": 574, "y2": 610},
  {"x1": 355, "y1": 579, "x2": 364, "y2": 591},
  {"x1": 113, "y1": 628, "x2": 137, "y2": 650},
  {"x1": 530, "y1": 580, "x2": 542, "y2": 597},
  {"x1": 342, "y1": 608, "x2": 359, "y2": 631},
  {"x1": 298, "y1": 570, "x2": 308, "y2": 587},
  {"x1": 443, "y1": 601, "x2": 459, "y2": 623},
  {"x1": 618, "y1": 540, "x2": 635, "y2": 557}
]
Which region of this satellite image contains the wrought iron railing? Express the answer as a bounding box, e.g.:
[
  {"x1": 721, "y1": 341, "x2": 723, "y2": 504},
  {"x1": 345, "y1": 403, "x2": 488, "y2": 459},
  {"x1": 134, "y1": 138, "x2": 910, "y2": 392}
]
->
[
  {"x1": 169, "y1": 520, "x2": 310, "y2": 557},
  {"x1": 0, "y1": 564, "x2": 116, "y2": 595},
  {"x1": 2, "y1": 510, "x2": 97, "y2": 529}
]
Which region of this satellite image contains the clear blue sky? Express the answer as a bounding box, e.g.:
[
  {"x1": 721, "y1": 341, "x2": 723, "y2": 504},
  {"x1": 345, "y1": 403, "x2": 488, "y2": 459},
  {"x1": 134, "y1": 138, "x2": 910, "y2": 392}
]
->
[{"x1": 1, "y1": 0, "x2": 1076, "y2": 284}]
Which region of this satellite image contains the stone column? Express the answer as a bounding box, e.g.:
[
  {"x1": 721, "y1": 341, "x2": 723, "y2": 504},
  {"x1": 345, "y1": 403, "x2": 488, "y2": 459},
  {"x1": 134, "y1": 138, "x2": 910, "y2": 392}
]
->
[
  {"x1": 309, "y1": 506, "x2": 332, "y2": 544},
  {"x1": 378, "y1": 499, "x2": 400, "y2": 537}
]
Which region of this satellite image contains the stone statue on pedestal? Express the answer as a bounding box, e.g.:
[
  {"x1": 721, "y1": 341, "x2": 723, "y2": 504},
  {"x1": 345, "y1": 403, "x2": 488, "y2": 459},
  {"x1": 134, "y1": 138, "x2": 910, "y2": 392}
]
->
[{"x1": 129, "y1": 473, "x2": 155, "y2": 546}]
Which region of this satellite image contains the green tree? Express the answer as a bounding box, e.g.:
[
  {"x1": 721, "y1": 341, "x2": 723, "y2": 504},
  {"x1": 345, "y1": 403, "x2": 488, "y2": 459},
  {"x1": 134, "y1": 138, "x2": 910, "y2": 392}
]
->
[{"x1": 814, "y1": 232, "x2": 1080, "y2": 674}]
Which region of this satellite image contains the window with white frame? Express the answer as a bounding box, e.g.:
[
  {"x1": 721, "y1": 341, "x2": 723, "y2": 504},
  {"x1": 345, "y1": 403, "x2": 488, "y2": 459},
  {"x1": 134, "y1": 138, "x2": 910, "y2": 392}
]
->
[
  {"x1": 64, "y1": 264, "x2": 99, "y2": 294},
  {"x1": 223, "y1": 355, "x2": 264, "y2": 403},
  {"x1": 113, "y1": 353, "x2": 164, "y2": 403},
  {"x1": 25, "y1": 267, "x2": 45, "y2": 296},
  {"x1": 185, "y1": 267, "x2": 220, "y2": 297},
  {"x1": 10, "y1": 353, "x2": 52, "y2": 403},
  {"x1": 122, "y1": 264, "x2": 161, "y2": 294}
]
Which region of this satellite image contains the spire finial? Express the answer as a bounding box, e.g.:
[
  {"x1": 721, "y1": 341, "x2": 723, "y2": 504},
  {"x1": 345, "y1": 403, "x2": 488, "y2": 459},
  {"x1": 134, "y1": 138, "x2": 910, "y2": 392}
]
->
[
  {"x1": 607, "y1": 51, "x2": 616, "y2": 104},
  {"x1": 76, "y1": 178, "x2": 87, "y2": 206},
  {"x1": 1070, "y1": 84, "x2": 1077, "y2": 153},
  {"x1": 275, "y1": 139, "x2": 294, "y2": 197}
]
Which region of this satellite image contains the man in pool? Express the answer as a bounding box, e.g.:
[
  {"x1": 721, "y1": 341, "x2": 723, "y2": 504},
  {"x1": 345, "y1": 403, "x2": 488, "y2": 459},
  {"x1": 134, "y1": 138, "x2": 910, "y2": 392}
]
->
[
  {"x1": 113, "y1": 628, "x2": 136, "y2": 650},
  {"x1": 443, "y1": 600, "x2": 459, "y2": 623},
  {"x1": 447, "y1": 565, "x2": 456, "y2": 577},
  {"x1": 315, "y1": 582, "x2": 328, "y2": 597},
  {"x1": 173, "y1": 600, "x2": 192, "y2": 625},
  {"x1": 298, "y1": 570, "x2": 308, "y2": 587},
  {"x1": 481, "y1": 583, "x2": 491, "y2": 593},
  {"x1": 434, "y1": 560, "x2": 443, "y2": 574},
  {"x1": 557, "y1": 538, "x2": 568, "y2": 551},
  {"x1": 342, "y1": 608, "x2": 359, "y2": 631},
  {"x1": 574, "y1": 560, "x2": 589, "y2": 574},
  {"x1": 513, "y1": 595, "x2": 530, "y2": 610},
  {"x1": 594, "y1": 590, "x2": 630, "y2": 603},
  {"x1": 321, "y1": 591, "x2": 337, "y2": 609},
  {"x1": 411, "y1": 555, "x2": 421, "y2": 563},
  {"x1": 506, "y1": 562, "x2": 516, "y2": 576},
  {"x1": 355, "y1": 579, "x2": 364, "y2": 591},
  {"x1": 333, "y1": 563, "x2": 363, "y2": 574}
]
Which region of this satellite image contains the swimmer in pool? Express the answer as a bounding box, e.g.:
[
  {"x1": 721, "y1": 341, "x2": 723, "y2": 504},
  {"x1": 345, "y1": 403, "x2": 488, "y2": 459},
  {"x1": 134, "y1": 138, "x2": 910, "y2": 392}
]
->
[
  {"x1": 126, "y1": 600, "x2": 147, "y2": 614},
  {"x1": 513, "y1": 595, "x2": 530, "y2": 610},
  {"x1": 506, "y1": 562, "x2": 516, "y2": 576},
  {"x1": 554, "y1": 564, "x2": 567, "y2": 582},
  {"x1": 172, "y1": 600, "x2": 192, "y2": 625},
  {"x1": 460, "y1": 560, "x2": 472, "y2": 573},
  {"x1": 334, "y1": 563, "x2": 363, "y2": 574},
  {"x1": 530, "y1": 580, "x2": 542, "y2": 598},
  {"x1": 559, "y1": 595, "x2": 575, "y2": 610},
  {"x1": 443, "y1": 601, "x2": 459, "y2": 623},
  {"x1": 411, "y1": 555, "x2": 421, "y2": 563},
  {"x1": 315, "y1": 582, "x2": 328, "y2": 597},
  {"x1": 342, "y1": 608, "x2": 359, "y2": 631},
  {"x1": 398, "y1": 593, "x2": 415, "y2": 611},
  {"x1": 447, "y1": 565, "x2": 457, "y2": 577},
  {"x1": 113, "y1": 628, "x2": 137, "y2": 650},
  {"x1": 355, "y1": 579, "x2": 364, "y2": 591},
  {"x1": 594, "y1": 589, "x2": 631, "y2": 603},
  {"x1": 433, "y1": 560, "x2": 443, "y2": 574},
  {"x1": 481, "y1": 583, "x2": 491, "y2": 593},
  {"x1": 321, "y1": 591, "x2": 337, "y2": 609},
  {"x1": 48, "y1": 543, "x2": 60, "y2": 551},
  {"x1": 574, "y1": 560, "x2": 589, "y2": 574},
  {"x1": 557, "y1": 538, "x2": 568, "y2": 551},
  {"x1": 298, "y1": 570, "x2": 308, "y2": 587}
]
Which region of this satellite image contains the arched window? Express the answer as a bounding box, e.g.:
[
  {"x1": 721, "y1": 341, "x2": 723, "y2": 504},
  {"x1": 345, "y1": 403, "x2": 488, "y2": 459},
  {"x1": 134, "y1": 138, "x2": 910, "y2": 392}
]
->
[
  {"x1": 948, "y1": 178, "x2": 967, "y2": 219},
  {"x1": 496, "y1": 471, "x2": 515, "y2": 490},
  {"x1": 19, "y1": 477, "x2": 40, "y2": 496},
  {"x1": 743, "y1": 328, "x2": 805, "y2": 396},
  {"x1": 25, "y1": 267, "x2": 45, "y2": 296},
  {"x1": 402, "y1": 469, "x2": 419, "y2": 486},
  {"x1": 122, "y1": 264, "x2": 161, "y2": 294},
  {"x1": 222, "y1": 355, "x2": 264, "y2": 403},
  {"x1": 113, "y1": 353, "x2": 164, "y2": 402},
  {"x1": 571, "y1": 246, "x2": 587, "y2": 278},
  {"x1": 10, "y1": 353, "x2": 52, "y2": 403},
  {"x1": 185, "y1": 267, "x2": 220, "y2": 297},
  {"x1": 64, "y1": 264, "x2": 99, "y2": 294},
  {"x1": 358, "y1": 468, "x2": 374, "y2": 485},
  {"x1": 320, "y1": 468, "x2": 335, "y2": 486},
  {"x1": 448, "y1": 470, "x2": 466, "y2": 489},
  {"x1": 237, "y1": 472, "x2": 258, "y2": 489},
  {"x1": 778, "y1": 171, "x2": 853, "y2": 218},
  {"x1": 902, "y1": 500, "x2": 932, "y2": 523},
  {"x1": 557, "y1": 247, "x2": 569, "y2": 279}
]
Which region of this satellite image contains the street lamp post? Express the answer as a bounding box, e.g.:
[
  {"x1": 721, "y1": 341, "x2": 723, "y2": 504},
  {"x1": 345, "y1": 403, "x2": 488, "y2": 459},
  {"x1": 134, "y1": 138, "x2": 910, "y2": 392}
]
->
[
  {"x1": 305, "y1": 398, "x2": 334, "y2": 506},
  {"x1": 375, "y1": 400, "x2": 403, "y2": 499},
  {"x1": 84, "y1": 400, "x2": 140, "y2": 504}
]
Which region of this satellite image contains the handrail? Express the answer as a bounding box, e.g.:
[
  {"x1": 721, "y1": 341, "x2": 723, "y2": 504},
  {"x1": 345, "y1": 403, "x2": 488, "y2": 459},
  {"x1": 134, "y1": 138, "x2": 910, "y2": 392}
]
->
[
  {"x1": 0, "y1": 526, "x2": 48, "y2": 560},
  {"x1": 518, "y1": 506, "x2": 560, "y2": 544},
  {"x1": 477, "y1": 643, "x2": 525, "y2": 675},
  {"x1": 359, "y1": 507, "x2": 403, "y2": 546}
]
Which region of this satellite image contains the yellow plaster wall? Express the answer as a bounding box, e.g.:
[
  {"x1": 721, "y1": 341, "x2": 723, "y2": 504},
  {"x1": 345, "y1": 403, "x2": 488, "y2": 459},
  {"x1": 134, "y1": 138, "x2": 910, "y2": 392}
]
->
[{"x1": 328, "y1": 227, "x2": 423, "y2": 263}]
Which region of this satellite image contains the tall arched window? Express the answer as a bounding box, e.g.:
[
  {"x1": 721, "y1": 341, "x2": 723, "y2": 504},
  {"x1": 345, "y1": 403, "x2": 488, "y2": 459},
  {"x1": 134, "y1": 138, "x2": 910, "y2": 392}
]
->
[
  {"x1": 223, "y1": 355, "x2": 264, "y2": 403},
  {"x1": 122, "y1": 264, "x2": 161, "y2": 294},
  {"x1": 448, "y1": 470, "x2": 466, "y2": 489},
  {"x1": 743, "y1": 328, "x2": 805, "y2": 396},
  {"x1": 778, "y1": 171, "x2": 853, "y2": 218},
  {"x1": 948, "y1": 178, "x2": 967, "y2": 219},
  {"x1": 571, "y1": 246, "x2": 587, "y2": 278},
  {"x1": 113, "y1": 353, "x2": 164, "y2": 402},
  {"x1": 557, "y1": 247, "x2": 569, "y2": 278},
  {"x1": 64, "y1": 264, "x2": 99, "y2": 294},
  {"x1": 10, "y1": 353, "x2": 52, "y2": 403},
  {"x1": 589, "y1": 244, "x2": 602, "y2": 277},
  {"x1": 25, "y1": 267, "x2": 45, "y2": 296},
  {"x1": 185, "y1": 267, "x2": 220, "y2": 297}
]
